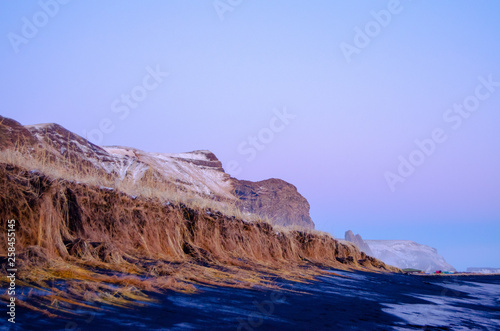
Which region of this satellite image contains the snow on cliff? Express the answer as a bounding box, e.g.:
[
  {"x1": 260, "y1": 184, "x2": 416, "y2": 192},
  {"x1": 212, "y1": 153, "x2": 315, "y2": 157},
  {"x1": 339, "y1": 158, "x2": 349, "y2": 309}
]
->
[
  {"x1": 365, "y1": 240, "x2": 456, "y2": 273},
  {"x1": 102, "y1": 146, "x2": 234, "y2": 199},
  {"x1": 3, "y1": 116, "x2": 315, "y2": 229},
  {"x1": 24, "y1": 121, "x2": 235, "y2": 200}
]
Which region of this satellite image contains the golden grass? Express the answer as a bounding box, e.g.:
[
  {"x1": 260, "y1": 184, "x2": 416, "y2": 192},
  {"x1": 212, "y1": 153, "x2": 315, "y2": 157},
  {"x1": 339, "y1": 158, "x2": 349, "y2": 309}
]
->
[
  {"x1": 0, "y1": 140, "x2": 399, "y2": 318},
  {"x1": 0, "y1": 139, "x2": 270, "y2": 225}
]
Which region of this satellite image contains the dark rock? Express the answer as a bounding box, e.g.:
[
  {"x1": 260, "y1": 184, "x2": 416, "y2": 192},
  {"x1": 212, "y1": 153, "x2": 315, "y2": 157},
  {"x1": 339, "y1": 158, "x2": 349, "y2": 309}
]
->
[
  {"x1": 232, "y1": 178, "x2": 314, "y2": 229},
  {"x1": 344, "y1": 230, "x2": 374, "y2": 256}
]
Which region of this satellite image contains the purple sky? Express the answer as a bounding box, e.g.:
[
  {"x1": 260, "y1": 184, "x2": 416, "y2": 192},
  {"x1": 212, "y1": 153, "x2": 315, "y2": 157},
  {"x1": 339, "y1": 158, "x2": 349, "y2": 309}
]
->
[{"x1": 1, "y1": 1, "x2": 499, "y2": 271}]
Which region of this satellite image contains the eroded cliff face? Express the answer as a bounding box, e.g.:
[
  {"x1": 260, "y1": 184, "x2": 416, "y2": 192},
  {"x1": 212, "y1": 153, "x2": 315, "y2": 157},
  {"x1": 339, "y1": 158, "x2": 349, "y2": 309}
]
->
[
  {"x1": 0, "y1": 163, "x2": 398, "y2": 319},
  {"x1": 0, "y1": 115, "x2": 313, "y2": 229},
  {"x1": 0, "y1": 115, "x2": 400, "y2": 317},
  {"x1": 233, "y1": 179, "x2": 315, "y2": 229},
  {"x1": 0, "y1": 163, "x2": 398, "y2": 271},
  {"x1": 0, "y1": 163, "x2": 398, "y2": 273}
]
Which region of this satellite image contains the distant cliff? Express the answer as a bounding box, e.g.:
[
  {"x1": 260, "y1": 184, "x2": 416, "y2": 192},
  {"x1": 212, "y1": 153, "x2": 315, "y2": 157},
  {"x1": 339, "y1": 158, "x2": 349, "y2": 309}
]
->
[
  {"x1": 365, "y1": 240, "x2": 456, "y2": 273},
  {"x1": 466, "y1": 267, "x2": 500, "y2": 274},
  {"x1": 344, "y1": 230, "x2": 374, "y2": 256},
  {"x1": 344, "y1": 230, "x2": 455, "y2": 273}
]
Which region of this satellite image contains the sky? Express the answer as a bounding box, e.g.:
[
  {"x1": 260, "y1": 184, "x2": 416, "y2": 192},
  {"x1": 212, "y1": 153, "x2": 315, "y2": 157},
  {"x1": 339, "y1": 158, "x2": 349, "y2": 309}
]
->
[{"x1": 1, "y1": 0, "x2": 499, "y2": 271}]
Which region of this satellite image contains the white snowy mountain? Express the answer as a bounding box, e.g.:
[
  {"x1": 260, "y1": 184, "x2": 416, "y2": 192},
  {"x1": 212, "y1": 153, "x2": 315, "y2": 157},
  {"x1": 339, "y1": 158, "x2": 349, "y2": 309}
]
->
[{"x1": 364, "y1": 240, "x2": 456, "y2": 273}]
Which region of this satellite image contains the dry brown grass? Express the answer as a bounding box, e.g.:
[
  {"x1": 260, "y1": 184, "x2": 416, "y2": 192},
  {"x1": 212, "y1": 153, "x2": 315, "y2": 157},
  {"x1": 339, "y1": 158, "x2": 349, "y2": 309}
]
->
[
  {"x1": 0, "y1": 144, "x2": 399, "y2": 318},
  {"x1": 0, "y1": 139, "x2": 269, "y2": 224}
]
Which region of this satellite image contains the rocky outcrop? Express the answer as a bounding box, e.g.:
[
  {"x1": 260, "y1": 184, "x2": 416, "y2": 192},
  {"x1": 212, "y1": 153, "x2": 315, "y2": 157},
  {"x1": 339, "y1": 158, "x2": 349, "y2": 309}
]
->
[
  {"x1": 0, "y1": 115, "x2": 37, "y2": 150},
  {"x1": 0, "y1": 115, "x2": 314, "y2": 229},
  {"x1": 233, "y1": 179, "x2": 314, "y2": 229},
  {"x1": 344, "y1": 230, "x2": 374, "y2": 256}
]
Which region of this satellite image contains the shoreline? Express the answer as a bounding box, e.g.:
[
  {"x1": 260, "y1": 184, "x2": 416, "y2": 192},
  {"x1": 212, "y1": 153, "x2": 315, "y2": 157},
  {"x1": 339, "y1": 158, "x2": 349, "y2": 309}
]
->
[{"x1": 413, "y1": 272, "x2": 500, "y2": 277}]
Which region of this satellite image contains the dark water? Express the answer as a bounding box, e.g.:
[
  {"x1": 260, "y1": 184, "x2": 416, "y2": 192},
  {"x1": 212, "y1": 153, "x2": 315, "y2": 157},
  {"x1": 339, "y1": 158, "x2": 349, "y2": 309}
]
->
[{"x1": 9, "y1": 271, "x2": 500, "y2": 330}]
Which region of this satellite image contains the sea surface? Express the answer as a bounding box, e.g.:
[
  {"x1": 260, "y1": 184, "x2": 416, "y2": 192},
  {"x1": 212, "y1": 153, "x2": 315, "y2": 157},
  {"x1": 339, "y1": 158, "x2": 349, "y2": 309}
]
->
[{"x1": 10, "y1": 271, "x2": 500, "y2": 330}]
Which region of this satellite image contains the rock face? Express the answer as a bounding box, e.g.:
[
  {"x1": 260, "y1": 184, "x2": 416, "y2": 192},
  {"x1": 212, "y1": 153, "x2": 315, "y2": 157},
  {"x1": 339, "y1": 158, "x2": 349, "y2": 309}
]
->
[
  {"x1": 0, "y1": 116, "x2": 37, "y2": 149},
  {"x1": 0, "y1": 115, "x2": 314, "y2": 229},
  {"x1": 344, "y1": 230, "x2": 374, "y2": 256},
  {"x1": 233, "y1": 179, "x2": 314, "y2": 229},
  {"x1": 365, "y1": 240, "x2": 456, "y2": 273}
]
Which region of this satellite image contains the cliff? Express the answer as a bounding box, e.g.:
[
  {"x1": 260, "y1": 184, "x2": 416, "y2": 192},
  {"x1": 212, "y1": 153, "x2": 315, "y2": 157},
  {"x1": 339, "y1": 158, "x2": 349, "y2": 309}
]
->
[
  {"x1": 0, "y1": 115, "x2": 399, "y2": 318},
  {"x1": 1, "y1": 115, "x2": 314, "y2": 229},
  {"x1": 0, "y1": 162, "x2": 399, "y2": 316},
  {"x1": 233, "y1": 179, "x2": 314, "y2": 229},
  {"x1": 365, "y1": 240, "x2": 456, "y2": 273},
  {"x1": 344, "y1": 228, "x2": 455, "y2": 273},
  {"x1": 344, "y1": 230, "x2": 374, "y2": 256}
]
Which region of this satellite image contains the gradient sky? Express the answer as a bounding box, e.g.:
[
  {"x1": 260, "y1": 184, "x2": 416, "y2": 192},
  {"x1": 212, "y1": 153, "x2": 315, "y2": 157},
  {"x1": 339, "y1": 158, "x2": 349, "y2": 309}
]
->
[{"x1": 1, "y1": 1, "x2": 499, "y2": 271}]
